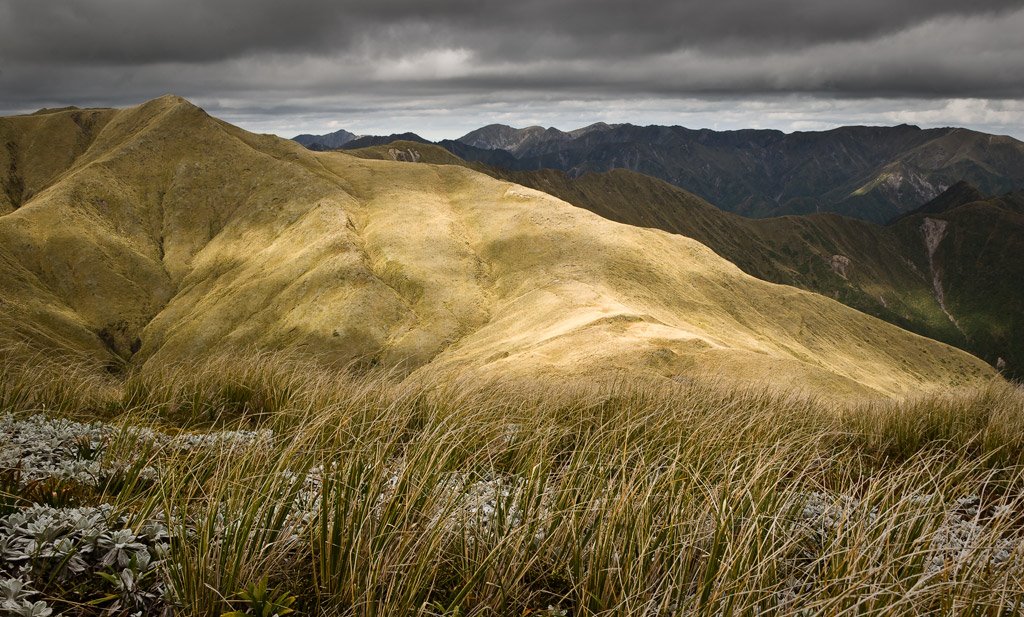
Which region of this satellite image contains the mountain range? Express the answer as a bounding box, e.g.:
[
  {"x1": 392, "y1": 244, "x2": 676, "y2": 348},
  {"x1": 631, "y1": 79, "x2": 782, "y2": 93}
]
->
[
  {"x1": 0, "y1": 96, "x2": 995, "y2": 398},
  {"x1": 449, "y1": 123, "x2": 1024, "y2": 223},
  {"x1": 296, "y1": 123, "x2": 1024, "y2": 223}
]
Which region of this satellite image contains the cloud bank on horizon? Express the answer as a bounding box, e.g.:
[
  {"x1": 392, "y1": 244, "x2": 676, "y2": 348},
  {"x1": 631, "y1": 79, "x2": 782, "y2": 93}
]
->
[{"x1": 1, "y1": 0, "x2": 1022, "y2": 139}]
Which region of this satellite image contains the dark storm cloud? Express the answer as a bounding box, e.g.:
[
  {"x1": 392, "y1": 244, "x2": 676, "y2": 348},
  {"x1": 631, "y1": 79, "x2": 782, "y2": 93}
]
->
[
  {"x1": 1, "y1": 0, "x2": 1020, "y2": 63},
  {"x1": 1, "y1": 0, "x2": 1023, "y2": 138}
]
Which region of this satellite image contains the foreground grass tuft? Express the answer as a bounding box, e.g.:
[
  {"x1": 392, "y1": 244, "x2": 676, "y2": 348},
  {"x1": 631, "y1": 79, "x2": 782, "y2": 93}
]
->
[{"x1": 1, "y1": 356, "x2": 1022, "y2": 616}]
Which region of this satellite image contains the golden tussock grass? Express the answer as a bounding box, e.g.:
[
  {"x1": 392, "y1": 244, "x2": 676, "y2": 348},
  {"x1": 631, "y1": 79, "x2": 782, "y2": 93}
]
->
[{"x1": 2, "y1": 353, "x2": 1023, "y2": 616}]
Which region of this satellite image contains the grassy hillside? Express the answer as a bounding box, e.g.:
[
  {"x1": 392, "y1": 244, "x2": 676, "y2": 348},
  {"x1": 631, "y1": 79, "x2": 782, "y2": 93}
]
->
[
  {"x1": 0, "y1": 99, "x2": 996, "y2": 398},
  {"x1": 350, "y1": 142, "x2": 1019, "y2": 380},
  {"x1": 477, "y1": 165, "x2": 968, "y2": 348}
]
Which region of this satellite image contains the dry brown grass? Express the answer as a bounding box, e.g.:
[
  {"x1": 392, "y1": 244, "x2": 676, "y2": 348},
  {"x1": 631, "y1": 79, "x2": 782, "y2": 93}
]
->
[{"x1": 2, "y1": 354, "x2": 1023, "y2": 615}]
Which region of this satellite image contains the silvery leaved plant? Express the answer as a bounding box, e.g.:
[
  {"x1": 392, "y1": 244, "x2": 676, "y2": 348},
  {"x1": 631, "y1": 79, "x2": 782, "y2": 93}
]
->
[
  {"x1": 0, "y1": 504, "x2": 171, "y2": 615},
  {"x1": 0, "y1": 577, "x2": 52, "y2": 617},
  {"x1": 2, "y1": 413, "x2": 274, "y2": 494}
]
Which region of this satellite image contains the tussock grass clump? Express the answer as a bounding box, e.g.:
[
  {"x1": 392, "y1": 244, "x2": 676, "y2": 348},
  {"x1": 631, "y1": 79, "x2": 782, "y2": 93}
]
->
[
  {"x1": 1, "y1": 355, "x2": 1022, "y2": 616},
  {"x1": 842, "y1": 384, "x2": 1024, "y2": 465},
  {"x1": 0, "y1": 349, "x2": 121, "y2": 420}
]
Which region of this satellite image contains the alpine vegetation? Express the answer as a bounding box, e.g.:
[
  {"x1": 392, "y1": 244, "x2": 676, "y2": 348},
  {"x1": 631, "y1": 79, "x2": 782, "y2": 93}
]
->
[
  {"x1": 3, "y1": 0, "x2": 1024, "y2": 614},
  {"x1": 1, "y1": 356, "x2": 1023, "y2": 616}
]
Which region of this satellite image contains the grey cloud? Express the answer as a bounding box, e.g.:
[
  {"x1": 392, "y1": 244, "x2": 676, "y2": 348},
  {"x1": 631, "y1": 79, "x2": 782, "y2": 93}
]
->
[
  {"x1": 7, "y1": 5, "x2": 1023, "y2": 104},
  {"x1": 0, "y1": 0, "x2": 1022, "y2": 139},
  {"x1": 1, "y1": 0, "x2": 1019, "y2": 64},
  {"x1": 448, "y1": 9, "x2": 1024, "y2": 99}
]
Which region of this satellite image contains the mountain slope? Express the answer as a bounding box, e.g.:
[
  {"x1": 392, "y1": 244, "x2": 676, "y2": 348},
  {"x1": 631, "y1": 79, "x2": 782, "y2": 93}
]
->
[
  {"x1": 892, "y1": 193, "x2": 1024, "y2": 378},
  {"x1": 0, "y1": 98, "x2": 995, "y2": 398},
  {"x1": 443, "y1": 123, "x2": 1024, "y2": 223},
  {"x1": 491, "y1": 169, "x2": 1024, "y2": 379},
  {"x1": 347, "y1": 142, "x2": 1021, "y2": 378},
  {"x1": 888, "y1": 180, "x2": 984, "y2": 223}
]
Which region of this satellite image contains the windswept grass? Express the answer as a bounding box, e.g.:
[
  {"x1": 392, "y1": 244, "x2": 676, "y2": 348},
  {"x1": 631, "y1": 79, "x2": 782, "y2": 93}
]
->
[{"x1": 1, "y1": 355, "x2": 1022, "y2": 616}]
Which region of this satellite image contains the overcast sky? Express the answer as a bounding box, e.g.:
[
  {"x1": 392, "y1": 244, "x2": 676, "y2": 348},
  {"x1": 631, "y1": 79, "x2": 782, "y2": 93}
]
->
[{"x1": 1, "y1": 0, "x2": 1023, "y2": 140}]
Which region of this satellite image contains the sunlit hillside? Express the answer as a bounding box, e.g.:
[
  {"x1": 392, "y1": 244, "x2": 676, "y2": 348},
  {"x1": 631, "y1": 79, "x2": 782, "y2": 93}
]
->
[
  {"x1": 348, "y1": 142, "x2": 1022, "y2": 380},
  {"x1": 0, "y1": 98, "x2": 996, "y2": 399}
]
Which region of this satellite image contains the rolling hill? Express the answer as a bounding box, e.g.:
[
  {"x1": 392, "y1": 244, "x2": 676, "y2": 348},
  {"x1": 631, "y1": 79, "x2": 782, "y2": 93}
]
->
[
  {"x1": 0, "y1": 97, "x2": 997, "y2": 398},
  {"x1": 346, "y1": 141, "x2": 1024, "y2": 379}
]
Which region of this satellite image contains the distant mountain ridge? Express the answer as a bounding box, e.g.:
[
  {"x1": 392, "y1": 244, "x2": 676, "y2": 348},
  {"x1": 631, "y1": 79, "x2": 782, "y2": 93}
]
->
[
  {"x1": 292, "y1": 128, "x2": 357, "y2": 150},
  {"x1": 293, "y1": 122, "x2": 1024, "y2": 223},
  {"x1": 446, "y1": 123, "x2": 1024, "y2": 223},
  {"x1": 291, "y1": 128, "x2": 432, "y2": 151},
  {"x1": 343, "y1": 132, "x2": 431, "y2": 149},
  {"x1": 458, "y1": 122, "x2": 621, "y2": 154}
]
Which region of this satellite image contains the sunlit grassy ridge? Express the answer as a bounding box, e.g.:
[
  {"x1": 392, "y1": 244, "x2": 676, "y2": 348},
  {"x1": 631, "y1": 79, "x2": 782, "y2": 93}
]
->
[
  {"x1": 0, "y1": 97, "x2": 998, "y2": 398},
  {"x1": 2, "y1": 356, "x2": 1023, "y2": 616},
  {"x1": 347, "y1": 141, "x2": 1024, "y2": 381}
]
